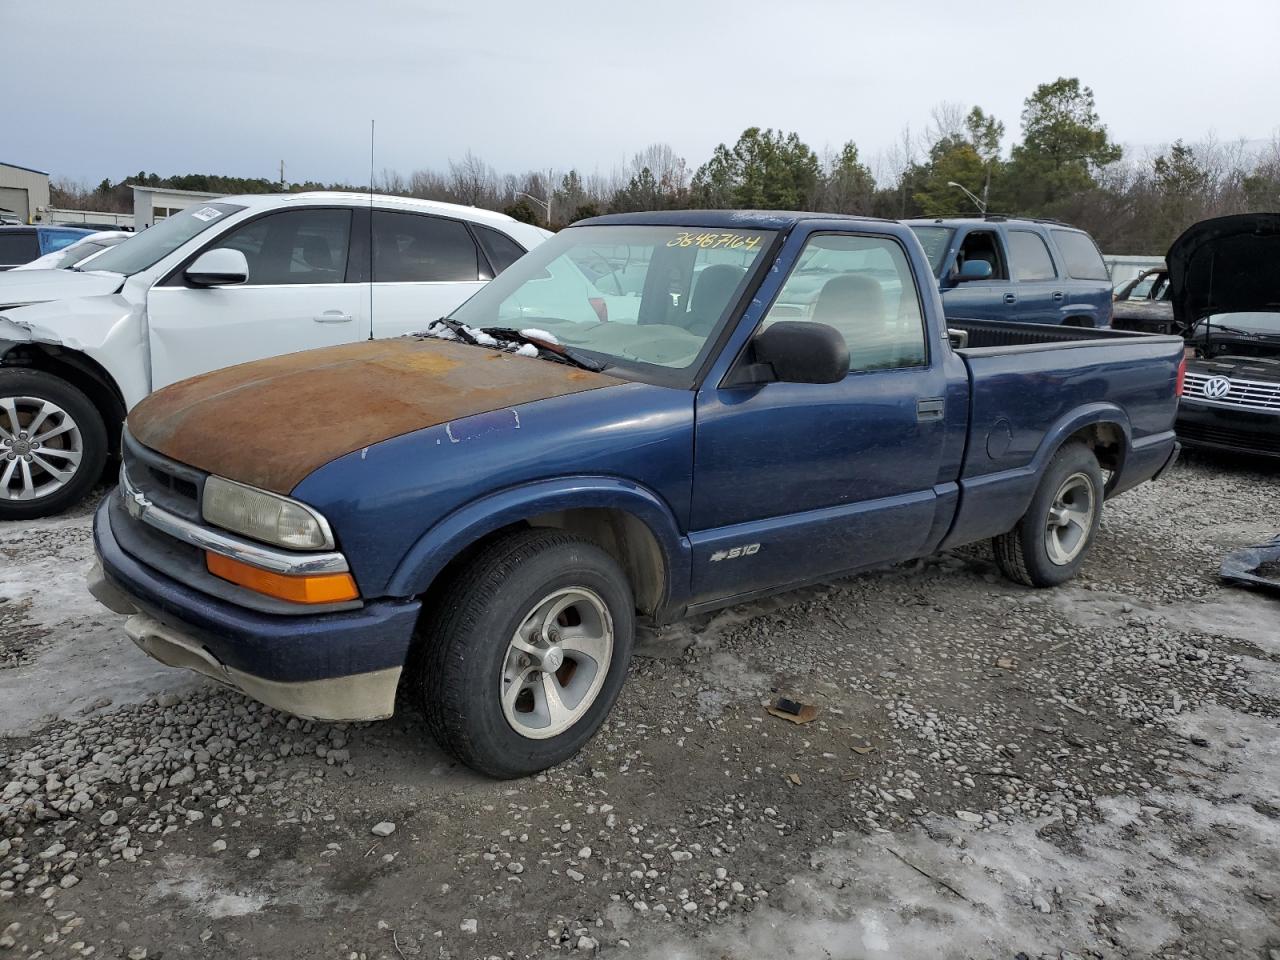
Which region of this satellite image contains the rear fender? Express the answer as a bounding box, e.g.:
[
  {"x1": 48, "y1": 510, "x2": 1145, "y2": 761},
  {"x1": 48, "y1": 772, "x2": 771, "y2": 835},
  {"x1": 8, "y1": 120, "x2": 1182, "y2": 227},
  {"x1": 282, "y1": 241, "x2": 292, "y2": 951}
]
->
[
  {"x1": 942, "y1": 403, "x2": 1130, "y2": 549},
  {"x1": 384, "y1": 476, "x2": 691, "y2": 616}
]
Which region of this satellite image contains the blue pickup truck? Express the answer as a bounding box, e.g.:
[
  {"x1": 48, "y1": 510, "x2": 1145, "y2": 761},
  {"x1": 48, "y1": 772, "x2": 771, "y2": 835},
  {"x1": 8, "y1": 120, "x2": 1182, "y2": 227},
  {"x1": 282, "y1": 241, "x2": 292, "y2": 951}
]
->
[
  {"x1": 88, "y1": 211, "x2": 1184, "y2": 777},
  {"x1": 908, "y1": 216, "x2": 1114, "y2": 328}
]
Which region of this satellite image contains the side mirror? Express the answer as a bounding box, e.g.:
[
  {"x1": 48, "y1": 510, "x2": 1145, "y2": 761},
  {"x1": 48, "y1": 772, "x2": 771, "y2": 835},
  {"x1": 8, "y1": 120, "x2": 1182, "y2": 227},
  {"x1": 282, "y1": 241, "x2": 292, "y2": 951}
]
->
[
  {"x1": 185, "y1": 248, "x2": 249, "y2": 287},
  {"x1": 956, "y1": 259, "x2": 993, "y2": 282},
  {"x1": 730, "y1": 321, "x2": 849, "y2": 386}
]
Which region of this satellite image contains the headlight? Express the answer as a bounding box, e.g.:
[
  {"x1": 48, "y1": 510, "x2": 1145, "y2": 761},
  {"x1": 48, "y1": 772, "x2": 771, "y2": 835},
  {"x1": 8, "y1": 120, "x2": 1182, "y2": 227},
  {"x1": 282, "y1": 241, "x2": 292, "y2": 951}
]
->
[{"x1": 202, "y1": 476, "x2": 334, "y2": 550}]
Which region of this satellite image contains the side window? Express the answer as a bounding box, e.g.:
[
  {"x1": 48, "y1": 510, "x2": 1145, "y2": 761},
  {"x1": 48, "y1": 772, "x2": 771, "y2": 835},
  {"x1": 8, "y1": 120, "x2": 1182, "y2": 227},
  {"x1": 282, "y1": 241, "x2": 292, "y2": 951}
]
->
[
  {"x1": 1050, "y1": 229, "x2": 1109, "y2": 281},
  {"x1": 1007, "y1": 230, "x2": 1057, "y2": 281},
  {"x1": 955, "y1": 230, "x2": 1008, "y2": 280},
  {"x1": 210, "y1": 209, "x2": 351, "y2": 285},
  {"x1": 473, "y1": 225, "x2": 527, "y2": 275},
  {"x1": 373, "y1": 211, "x2": 479, "y2": 282},
  {"x1": 0, "y1": 232, "x2": 38, "y2": 264},
  {"x1": 763, "y1": 234, "x2": 927, "y2": 372},
  {"x1": 43, "y1": 231, "x2": 83, "y2": 254}
]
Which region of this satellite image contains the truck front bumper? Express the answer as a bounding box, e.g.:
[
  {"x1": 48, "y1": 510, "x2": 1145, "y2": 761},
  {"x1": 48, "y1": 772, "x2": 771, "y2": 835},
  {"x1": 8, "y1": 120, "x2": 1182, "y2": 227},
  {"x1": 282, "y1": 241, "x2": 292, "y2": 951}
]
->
[{"x1": 91, "y1": 495, "x2": 422, "y2": 722}]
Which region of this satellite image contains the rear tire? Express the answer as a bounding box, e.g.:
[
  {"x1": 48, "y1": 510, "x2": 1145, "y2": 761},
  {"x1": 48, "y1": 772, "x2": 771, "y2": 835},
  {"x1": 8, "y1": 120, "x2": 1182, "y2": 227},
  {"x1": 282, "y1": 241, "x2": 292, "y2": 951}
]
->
[
  {"x1": 0, "y1": 369, "x2": 107, "y2": 522},
  {"x1": 414, "y1": 529, "x2": 635, "y2": 778},
  {"x1": 992, "y1": 442, "x2": 1103, "y2": 588}
]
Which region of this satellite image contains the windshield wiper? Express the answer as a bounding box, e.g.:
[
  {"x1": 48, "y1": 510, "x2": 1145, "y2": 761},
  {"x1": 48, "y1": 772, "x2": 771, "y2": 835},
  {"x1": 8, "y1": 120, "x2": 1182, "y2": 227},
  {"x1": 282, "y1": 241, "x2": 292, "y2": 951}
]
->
[
  {"x1": 479, "y1": 327, "x2": 609, "y2": 372},
  {"x1": 1201, "y1": 321, "x2": 1264, "y2": 338},
  {"x1": 432, "y1": 317, "x2": 481, "y2": 345}
]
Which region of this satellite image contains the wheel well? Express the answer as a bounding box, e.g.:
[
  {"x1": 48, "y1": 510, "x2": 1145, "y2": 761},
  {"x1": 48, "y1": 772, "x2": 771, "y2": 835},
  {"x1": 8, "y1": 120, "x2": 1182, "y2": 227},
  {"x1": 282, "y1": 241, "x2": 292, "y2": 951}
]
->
[
  {"x1": 1064, "y1": 422, "x2": 1124, "y2": 487},
  {"x1": 423, "y1": 508, "x2": 667, "y2": 618},
  {"x1": 1062, "y1": 315, "x2": 1096, "y2": 328},
  {"x1": 1, "y1": 345, "x2": 127, "y2": 458}
]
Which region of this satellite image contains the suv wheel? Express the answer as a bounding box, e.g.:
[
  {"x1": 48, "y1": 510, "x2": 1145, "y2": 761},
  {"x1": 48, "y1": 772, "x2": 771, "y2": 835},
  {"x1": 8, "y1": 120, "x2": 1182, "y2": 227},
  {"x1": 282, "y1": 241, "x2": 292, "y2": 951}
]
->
[
  {"x1": 0, "y1": 369, "x2": 107, "y2": 521},
  {"x1": 415, "y1": 529, "x2": 635, "y2": 778}
]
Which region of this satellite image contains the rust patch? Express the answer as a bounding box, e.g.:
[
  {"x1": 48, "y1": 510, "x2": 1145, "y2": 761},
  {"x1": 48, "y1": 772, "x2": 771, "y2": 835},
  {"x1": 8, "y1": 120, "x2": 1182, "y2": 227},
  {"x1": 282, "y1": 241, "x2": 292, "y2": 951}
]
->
[{"x1": 128, "y1": 338, "x2": 622, "y2": 493}]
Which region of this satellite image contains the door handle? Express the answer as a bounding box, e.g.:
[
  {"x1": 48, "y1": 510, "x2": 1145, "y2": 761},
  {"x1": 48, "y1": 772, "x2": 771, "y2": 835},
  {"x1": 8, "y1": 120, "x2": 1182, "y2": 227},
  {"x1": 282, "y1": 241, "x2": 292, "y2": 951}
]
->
[
  {"x1": 1003, "y1": 293, "x2": 1017, "y2": 304},
  {"x1": 314, "y1": 311, "x2": 353, "y2": 323},
  {"x1": 1052, "y1": 291, "x2": 1065, "y2": 301},
  {"x1": 916, "y1": 397, "x2": 945, "y2": 422}
]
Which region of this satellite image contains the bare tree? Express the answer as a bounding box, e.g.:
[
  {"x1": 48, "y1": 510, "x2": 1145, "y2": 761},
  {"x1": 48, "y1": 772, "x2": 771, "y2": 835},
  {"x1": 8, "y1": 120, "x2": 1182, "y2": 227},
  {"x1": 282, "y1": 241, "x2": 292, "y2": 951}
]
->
[{"x1": 448, "y1": 151, "x2": 497, "y2": 207}]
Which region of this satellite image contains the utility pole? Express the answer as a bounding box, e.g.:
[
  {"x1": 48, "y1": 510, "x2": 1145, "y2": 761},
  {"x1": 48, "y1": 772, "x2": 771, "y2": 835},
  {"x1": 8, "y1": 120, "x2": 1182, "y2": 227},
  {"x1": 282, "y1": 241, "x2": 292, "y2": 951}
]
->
[{"x1": 279, "y1": 160, "x2": 286, "y2": 190}]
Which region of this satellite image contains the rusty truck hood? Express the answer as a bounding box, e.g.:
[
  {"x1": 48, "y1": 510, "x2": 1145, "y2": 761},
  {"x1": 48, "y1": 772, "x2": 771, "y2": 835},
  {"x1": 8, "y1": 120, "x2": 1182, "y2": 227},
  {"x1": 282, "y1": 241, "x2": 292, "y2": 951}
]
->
[{"x1": 127, "y1": 338, "x2": 623, "y2": 494}]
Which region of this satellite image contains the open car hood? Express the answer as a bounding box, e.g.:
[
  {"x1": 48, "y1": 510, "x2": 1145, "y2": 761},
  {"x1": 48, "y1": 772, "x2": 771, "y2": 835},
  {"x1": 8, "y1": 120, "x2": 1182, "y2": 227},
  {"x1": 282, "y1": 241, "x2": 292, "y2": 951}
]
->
[
  {"x1": 128, "y1": 338, "x2": 623, "y2": 494},
  {"x1": 1168, "y1": 213, "x2": 1280, "y2": 331}
]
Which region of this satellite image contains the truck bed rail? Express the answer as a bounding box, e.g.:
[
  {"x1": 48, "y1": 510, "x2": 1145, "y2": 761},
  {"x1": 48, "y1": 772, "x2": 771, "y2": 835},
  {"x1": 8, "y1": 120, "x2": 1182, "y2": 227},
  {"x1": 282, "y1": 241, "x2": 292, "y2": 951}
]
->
[{"x1": 948, "y1": 318, "x2": 1174, "y2": 354}]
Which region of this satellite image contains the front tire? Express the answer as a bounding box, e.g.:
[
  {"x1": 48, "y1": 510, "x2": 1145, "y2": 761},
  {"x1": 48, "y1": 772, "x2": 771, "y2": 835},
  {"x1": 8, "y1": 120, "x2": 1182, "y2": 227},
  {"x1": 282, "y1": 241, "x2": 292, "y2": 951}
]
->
[
  {"x1": 415, "y1": 529, "x2": 635, "y2": 778},
  {"x1": 992, "y1": 442, "x2": 1103, "y2": 588},
  {"x1": 0, "y1": 369, "x2": 107, "y2": 522}
]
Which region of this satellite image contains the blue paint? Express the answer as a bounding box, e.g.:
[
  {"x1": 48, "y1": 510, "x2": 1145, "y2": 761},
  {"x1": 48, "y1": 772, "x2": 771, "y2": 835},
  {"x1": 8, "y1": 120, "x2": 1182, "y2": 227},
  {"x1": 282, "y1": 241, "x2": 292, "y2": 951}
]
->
[{"x1": 445, "y1": 408, "x2": 520, "y2": 443}]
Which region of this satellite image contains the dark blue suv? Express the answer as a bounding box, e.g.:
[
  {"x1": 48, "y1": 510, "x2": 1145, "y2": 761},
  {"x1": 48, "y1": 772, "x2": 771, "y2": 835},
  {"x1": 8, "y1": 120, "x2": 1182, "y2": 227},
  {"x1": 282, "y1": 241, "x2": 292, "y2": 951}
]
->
[{"x1": 908, "y1": 217, "x2": 1113, "y2": 328}]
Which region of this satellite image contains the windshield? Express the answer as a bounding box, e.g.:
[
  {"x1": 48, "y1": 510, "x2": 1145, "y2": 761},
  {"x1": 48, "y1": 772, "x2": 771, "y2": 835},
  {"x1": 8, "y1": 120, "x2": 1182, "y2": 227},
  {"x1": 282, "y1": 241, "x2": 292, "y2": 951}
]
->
[
  {"x1": 909, "y1": 226, "x2": 954, "y2": 275},
  {"x1": 85, "y1": 202, "x2": 246, "y2": 276},
  {"x1": 1200, "y1": 312, "x2": 1280, "y2": 335},
  {"x1": 448, "y1": 224, "x2": 775, "y2": 384}
]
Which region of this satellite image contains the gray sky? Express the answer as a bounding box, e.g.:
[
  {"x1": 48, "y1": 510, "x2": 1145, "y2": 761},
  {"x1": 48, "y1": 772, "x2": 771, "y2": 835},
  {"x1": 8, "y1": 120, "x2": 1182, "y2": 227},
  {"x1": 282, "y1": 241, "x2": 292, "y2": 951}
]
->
[{"x1": 5, "y1": 0, "x2": 1279, "y2": 186}]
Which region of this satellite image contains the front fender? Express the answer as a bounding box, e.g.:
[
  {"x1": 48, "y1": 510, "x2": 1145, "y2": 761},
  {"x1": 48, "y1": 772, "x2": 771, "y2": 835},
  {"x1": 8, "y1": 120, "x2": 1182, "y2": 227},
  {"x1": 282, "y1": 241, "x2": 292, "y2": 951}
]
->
[{"x1": 384, "y1": 475, "x2": 692, "y2": 614}]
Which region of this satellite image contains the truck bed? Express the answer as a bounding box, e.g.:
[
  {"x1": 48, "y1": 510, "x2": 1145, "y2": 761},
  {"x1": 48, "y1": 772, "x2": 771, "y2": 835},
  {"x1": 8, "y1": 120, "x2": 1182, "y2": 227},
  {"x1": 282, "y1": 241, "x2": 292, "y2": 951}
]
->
[
  {"x1": 947, "y1": 317, "x2": 1173, "y2": 352},
  {"x1": 937, "y1": 317, "x2": 1184, "y2": 551}
]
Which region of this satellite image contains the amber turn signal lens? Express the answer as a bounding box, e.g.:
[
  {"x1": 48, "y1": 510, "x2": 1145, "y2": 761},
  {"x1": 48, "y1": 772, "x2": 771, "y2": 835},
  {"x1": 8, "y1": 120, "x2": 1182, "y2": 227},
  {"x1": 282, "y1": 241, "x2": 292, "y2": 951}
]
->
[{"x1": 206, "y1": 552, "x2": 359, "y2": 604}]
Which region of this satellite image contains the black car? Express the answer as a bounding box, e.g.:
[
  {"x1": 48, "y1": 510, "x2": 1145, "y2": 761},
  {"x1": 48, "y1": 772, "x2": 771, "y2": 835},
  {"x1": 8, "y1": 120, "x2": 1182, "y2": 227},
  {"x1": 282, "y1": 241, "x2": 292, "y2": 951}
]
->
[
  {"x1": 1111, "y1": 265, "x2": 1175, "y2": 334},
  {"x1": 1171, "y1": 213, "x2": 1280, "y2": 458}
]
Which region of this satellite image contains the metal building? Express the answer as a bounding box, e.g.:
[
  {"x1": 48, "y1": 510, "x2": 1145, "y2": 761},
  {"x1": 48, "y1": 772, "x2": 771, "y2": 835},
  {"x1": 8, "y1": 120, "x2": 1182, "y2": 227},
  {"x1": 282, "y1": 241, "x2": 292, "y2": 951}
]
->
[
  {"x1": 131, "y1": 185, "x2": 223, "y2": 229},
  {"x1": 0, "y1": 161, "x2": 51, "y2": 224}
]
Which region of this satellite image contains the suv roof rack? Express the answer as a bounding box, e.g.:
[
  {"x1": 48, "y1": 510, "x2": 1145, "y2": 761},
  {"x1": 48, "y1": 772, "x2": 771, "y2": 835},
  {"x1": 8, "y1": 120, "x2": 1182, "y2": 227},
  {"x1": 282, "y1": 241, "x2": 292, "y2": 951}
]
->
[{"x1": 925, "y1": 214, "x2": 1078, "y2": 228}]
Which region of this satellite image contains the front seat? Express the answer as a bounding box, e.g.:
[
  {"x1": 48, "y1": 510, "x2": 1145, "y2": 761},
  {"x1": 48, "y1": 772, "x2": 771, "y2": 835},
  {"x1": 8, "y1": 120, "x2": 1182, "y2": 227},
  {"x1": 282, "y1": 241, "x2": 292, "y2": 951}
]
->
[
  {"x1": 299, "y1": 234, "x2": 333, "y2": 275},
  {"x1": 685, "y1": 264, "x2": 746, "y2": 335},
  {"x1": 811, "y1": 274, "x2": 884, "y2": 332}
]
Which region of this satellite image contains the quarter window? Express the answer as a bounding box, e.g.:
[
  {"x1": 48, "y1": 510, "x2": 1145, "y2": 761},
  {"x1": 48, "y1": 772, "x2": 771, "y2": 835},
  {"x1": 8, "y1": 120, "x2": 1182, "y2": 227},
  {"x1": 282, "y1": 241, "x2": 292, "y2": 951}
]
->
[
  {"x1": 207, "y1": 209, "x2": 351, "y2": 285},
  {"x1": 1007, "y1": 231, "x2": 1057, "y2": 281},
  {"x1": 473, "y1": 225, "x2": 527, "y2": 275},
  {"x1": 373, "y1": 211, "x2": 479, "y2": 282},
  {"x1": 1051, "y1": 229, "x2": 1109, "y2": 280},
  {"x1": 763, "y1": 234, "x2": 927, "y2": 372}
]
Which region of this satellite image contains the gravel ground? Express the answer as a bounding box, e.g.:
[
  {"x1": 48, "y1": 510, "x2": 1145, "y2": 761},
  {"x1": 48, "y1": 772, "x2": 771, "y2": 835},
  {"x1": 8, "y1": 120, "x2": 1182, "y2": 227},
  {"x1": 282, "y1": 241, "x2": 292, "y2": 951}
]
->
[{"x1": 0, "y1": 455, "x2": 1278, "y2": 959}]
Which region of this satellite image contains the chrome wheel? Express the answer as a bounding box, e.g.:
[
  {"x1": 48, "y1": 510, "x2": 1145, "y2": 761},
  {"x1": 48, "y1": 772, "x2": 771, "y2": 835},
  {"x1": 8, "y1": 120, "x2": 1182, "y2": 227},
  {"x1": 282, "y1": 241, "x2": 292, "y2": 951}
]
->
[
  {"x1": 0, "y1": 396, "x2": 84, "y2": 502},
  {"x1": 500, "y1": 587, "x2": 614, "y2": 740},
  {"x1": 1044, "y1": 471, "x2": 1095, "y2": 566}
]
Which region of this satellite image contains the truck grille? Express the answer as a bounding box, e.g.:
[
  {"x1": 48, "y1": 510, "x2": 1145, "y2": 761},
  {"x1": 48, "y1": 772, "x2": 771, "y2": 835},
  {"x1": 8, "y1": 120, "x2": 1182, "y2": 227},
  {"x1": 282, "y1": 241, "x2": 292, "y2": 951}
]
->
[
  {"x1": 121, "y1": 430, "x2": 205, "y2": 522},
  {"x1": 1184, "y1": 371, "x2": 1280, "y2": 411}
]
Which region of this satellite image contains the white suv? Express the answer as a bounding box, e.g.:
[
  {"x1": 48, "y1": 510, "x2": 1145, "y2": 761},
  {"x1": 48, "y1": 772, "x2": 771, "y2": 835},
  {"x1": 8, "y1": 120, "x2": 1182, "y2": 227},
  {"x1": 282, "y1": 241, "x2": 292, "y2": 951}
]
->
[{"x1": 0, "y1": 192, "x2": 549, "y2": 519}]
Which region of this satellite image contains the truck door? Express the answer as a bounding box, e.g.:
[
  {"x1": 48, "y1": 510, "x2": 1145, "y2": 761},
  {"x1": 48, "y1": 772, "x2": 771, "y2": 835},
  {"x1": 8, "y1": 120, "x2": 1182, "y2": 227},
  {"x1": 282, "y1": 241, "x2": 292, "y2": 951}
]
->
[
  {"x1": 146, "y1": 208, "x2": 363, "y2": 389},
  {"x1": 1004, "y1": 229, "x2": 1064, "y2": 324},
  {"x1": 938, "y1": 227, "x2": 1015, "y2": 321},
  {"x1": 689, "y1": 229, "x2": 956, "y2": 605}
]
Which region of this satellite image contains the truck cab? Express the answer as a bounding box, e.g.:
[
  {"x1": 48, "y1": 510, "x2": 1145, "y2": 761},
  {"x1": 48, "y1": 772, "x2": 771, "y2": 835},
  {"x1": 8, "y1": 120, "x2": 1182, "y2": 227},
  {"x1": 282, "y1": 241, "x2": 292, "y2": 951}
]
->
[{"x1": 907, "y1": 217, "x2": 1113, "y2": 328}]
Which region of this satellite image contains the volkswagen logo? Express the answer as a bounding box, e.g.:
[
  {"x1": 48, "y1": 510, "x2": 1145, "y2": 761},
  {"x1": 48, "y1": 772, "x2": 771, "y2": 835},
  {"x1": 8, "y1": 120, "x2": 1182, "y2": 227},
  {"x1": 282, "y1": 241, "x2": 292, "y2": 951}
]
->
[{"x1": 1202, "y1": 376, "x2": 1232, "y2": 399}]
